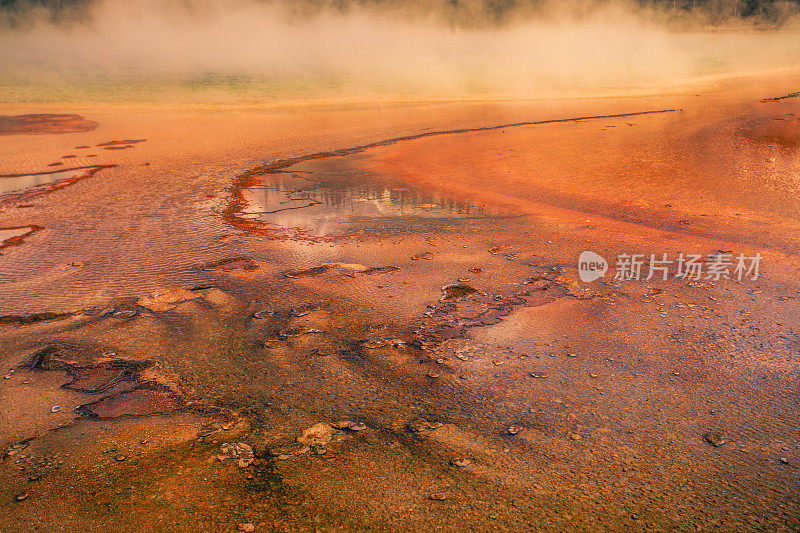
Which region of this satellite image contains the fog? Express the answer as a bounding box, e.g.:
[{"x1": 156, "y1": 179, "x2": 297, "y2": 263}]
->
[{"x1": 2, "y1": 0, "x2": 799, "y2": 103}]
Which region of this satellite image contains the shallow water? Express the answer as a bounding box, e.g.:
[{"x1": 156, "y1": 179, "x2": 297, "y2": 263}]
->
[
  {"x1": 238, "y1": 157, "x2": 505, "y2": 238},
  {"x1": 0, "y1": 168, "x2": 85, "y2": 197},
  {"x1": 0, "y1": 79, "x2": 799, "y2": 531},
  {"x1": 0, "y1": 227, "x2": 30, "y2": 243}
]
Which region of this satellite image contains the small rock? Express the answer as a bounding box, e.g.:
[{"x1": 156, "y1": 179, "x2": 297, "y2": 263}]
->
[
  {"x1": 703, "y1": 431, "x2": 727, "y2": 447},
  {"x1": 50, "y1": 406, "x2": 61, "y2": 413},
  {"x1": 429, "y1": 492, "x2": 449, "y2": 501},
  {"x1": 298, "y1": 423, "x2": 335, "y2": 446},
  {"x1": 15, "y1": 492, "x2": 28, "y2": 502},
  {"x1": 450, "y1": 457, "x2": 472, "y2": 467},
  {"x1": 263, "y1": 339, "x2": 288, "y2": 349},
  {"x1": 112, "y1": 309, "x2": 137, "y2": 319},
  {"x1": 114, "y1": 454, "x2": 127, "y2": 462},
  {"x1": 348, "y1": 422, "x2": 367, "y2": 431},
  {"x1": 362, "y1": 338, "x2": 388, "y2": 349},
  {"x1": 426, "y1": 371, "x2": 442, "y2": 378},
  {"x1": 507, "y1": 426, "x2": 520, "y2": 435},
  {"x1": 569, "y1": 433, "x2": 582, "y2": 441},
  {"x1": 529, "y1": 371, "x2": 548, "y2": 378},
  {"x1": 238, "y1": 523, "x2": 255, "y2": 532},
  {"x1": 780, "y1": 457, "x2": 789, "y2": 464},
  {"x1": 220, "y1": 442, "x2": 255, "y2": 467}
]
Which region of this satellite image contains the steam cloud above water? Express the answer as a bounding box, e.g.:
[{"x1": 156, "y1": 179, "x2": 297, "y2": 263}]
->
[{"x1": 2, "y1": 0, "x2": 800, "y2": 103}]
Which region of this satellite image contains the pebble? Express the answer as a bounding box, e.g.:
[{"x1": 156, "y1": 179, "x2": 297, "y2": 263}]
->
[
  {"x1": 450, "y1": 457, "x2": 472, "y2": 467},
  {"x1": 15, "y1": 492, "x2": 28, "y2": 502},
  {"x1": 780, "y1": 457, "x2": 789, "y2": 464},
  {"x1": 238, "y1": 524, "x2": 255, "y2": 532},
  {"x1": 114, "y1": 454, "x2": 127, "y2": 462},
  {"x1": 429, "y1": 492, "x2": 449, "y2": 501},
  {"x1": 703, "y1": 431, "x2": 727, "y2": 447},
  {"x1": 507, "y1": 426, "x2": 520, "y2": 435},
  {"x1": 426, "y1": 371, "x2": 442, "y2": 378},
  {"x1": 253, "y1": 310, "x2": 274, "y2": 319},
  {"x1": 50, "y1": 405, "x2": 61, "y2": 413},
  {"x1": 112, "y1": 309, "x2": 137, "y2": 319},
  {"x1": 263, "y1": 339, "x2": 288, "y2": 349},
  {"x1": 529, "y1": 372, "x2": 548, "y2": 378},
  {"x1": 362, "y1": 338, "x2": 388, "y2": 349},
  {"x1": 220, "y1": 442, "x2": 255, "y2": 467},
  {"x1": 348, "y1": 422, "x2": 367, "y2": 431}
]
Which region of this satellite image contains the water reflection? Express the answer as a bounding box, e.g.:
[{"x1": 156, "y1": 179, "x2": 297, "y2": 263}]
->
[
  {"x1": 239, "y1": 161, "x2": 498, "y2": 237},
  {"x1": 0, "y1": 168, "x2": 84, "y2": 196}
]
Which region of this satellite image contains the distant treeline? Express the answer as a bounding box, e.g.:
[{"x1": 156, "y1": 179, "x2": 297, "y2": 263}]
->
[
  {"x1": 640, "y1": 0, "x2": 800, "y2": 18},
  {"x1": 2, "y1": 0, "x2": 799, "y2": 26}
]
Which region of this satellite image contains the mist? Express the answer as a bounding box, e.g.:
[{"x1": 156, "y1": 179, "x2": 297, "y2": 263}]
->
[{"x1": 2, "y1": 0, "x2": 800, "y2": 104}]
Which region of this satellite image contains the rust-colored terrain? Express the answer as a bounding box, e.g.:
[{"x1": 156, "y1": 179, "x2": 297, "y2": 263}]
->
[{"x1": 0, "y1": 72, "x2": 799, "y2": 531}]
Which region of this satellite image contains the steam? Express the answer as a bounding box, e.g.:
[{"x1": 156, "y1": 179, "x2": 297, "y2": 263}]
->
[{"x1": 2, "y1": 0, "x2": 799, "y2": 103}]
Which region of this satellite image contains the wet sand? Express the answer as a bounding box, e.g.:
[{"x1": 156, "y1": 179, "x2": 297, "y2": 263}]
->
[{"x1": 1, "y1": 70, "x2": 800, "y2": 532}]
